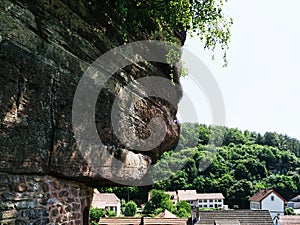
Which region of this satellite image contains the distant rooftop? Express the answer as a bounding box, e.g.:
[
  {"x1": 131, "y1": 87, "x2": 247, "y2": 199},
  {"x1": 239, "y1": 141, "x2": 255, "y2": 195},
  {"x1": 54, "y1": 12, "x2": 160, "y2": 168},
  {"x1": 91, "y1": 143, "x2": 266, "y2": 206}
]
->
[
  {"x1": 155, "y1": 209, "x2": 177, "y2": 219},
  {"x1": 214, "y1": 219, "x2": 240, "y2": 225},
  {"x1": 196, "y1": 210, "x2": 273, "y2": 225},
  {"x1": 170, "y1": 190, "x2": 224, "y2": 201},
  {"x1": 178, "y1": 190, "x2": 198, "y2": 201},
  {"x1": 98, "y1": 217, "x2": 189, "y2": 225},
  {"x1": 197, "y1": 193, "x2": 224, "y2": 200},
  {"x1": 91, "y1": 189, "x2": 120, "y2": 209},
  {"x1": 279, "y1": 215, "x2": 300, "y2": 225},
  {"x1": 290, "y1": 195, "x2": 300, "y2": 202},
  {"x1": 249, "y1": 189, "x2": 286, "y2": 202}
]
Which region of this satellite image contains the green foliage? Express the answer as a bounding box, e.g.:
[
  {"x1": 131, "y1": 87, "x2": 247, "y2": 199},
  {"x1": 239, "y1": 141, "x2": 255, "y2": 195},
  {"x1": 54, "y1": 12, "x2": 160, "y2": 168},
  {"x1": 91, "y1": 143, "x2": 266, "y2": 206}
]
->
[
  {"x1": 143, "y1": 191, "x2": 191, "y2": 218},
  {"x1": 97, "y1": 186, "x2": 147, "y2": 203},
  {"x1": 286, "y1": 207, "x2": 296, "y2": 215},
  {"x1": 143, "y1": 190, "x2": 175, "y2": 215},
  {"x1": 90, "y1": 208, "x2": 105, "y2": 224},
  {"x1": 121, "y1": 199, "x2": 126, "y2": 214},
  {"x1": 101, "y1": 123, "x2": 300, "y2": 210},
  {"x1": 155, "y1": 124, "x2": 300, "y2": 208},
  {"x1": 227, "y1": 179, "x2": 253, "y2": 209},
  {"x1": 175, "y1": 201, "x2": 191, "y2": 218},
  {"x1": 123, "y1": 200, "x2": 138, "y2": 216},
  {"x1": 108, "y1": 0, "x2": 232, "y2": 63},
  {"x1": 106, "y1": 209, "x2": 117, "y2": 217},
  {"x1": 89, "y1": 207, "x2": 116, "y2": 223}
]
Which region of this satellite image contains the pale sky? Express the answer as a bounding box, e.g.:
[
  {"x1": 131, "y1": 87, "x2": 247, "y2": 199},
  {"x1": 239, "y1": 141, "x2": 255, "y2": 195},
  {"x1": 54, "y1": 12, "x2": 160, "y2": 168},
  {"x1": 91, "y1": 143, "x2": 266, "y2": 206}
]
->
[{"x1": 180, "y1": 0, "x2": 300, "y2": 140}]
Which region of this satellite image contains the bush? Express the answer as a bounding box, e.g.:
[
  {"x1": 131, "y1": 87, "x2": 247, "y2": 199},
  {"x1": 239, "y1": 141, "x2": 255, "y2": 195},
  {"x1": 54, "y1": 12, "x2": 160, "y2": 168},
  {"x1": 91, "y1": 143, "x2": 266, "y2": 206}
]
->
[
  {"x1": 123, "y1": 200, "x2": 138, "y2": 216},
  {"x1": 175, "y1": 201, "x2": 191, "y2": 218},
  {"x1": 90, "y1": 207, "x2": 105, "y2": 224},
  {"x1": 106, "y1": 209, "x2": 117, "y2": 217},
  {"x1": 286, "y1": 207, "x2": 296, "y2": 215}
]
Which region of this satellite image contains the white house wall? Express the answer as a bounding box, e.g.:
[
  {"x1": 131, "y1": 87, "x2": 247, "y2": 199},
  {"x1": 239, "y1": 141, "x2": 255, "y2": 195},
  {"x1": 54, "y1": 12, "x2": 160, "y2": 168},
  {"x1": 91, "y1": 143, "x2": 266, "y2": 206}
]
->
[
  {"x1": 250, "y1": 201, "x2": 260, "y2": 210},
  {"x1": 197, "y1": 199, "x2": 224, "y2": 209},
  {"x1": 261, "y1": 193, "x2": 285, "y2": 219}
]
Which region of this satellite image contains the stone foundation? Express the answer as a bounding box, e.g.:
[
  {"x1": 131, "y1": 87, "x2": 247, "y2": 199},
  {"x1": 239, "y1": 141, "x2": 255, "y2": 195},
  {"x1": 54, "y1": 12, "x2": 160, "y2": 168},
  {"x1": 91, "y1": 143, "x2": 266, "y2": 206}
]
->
[{"x1": 0, "y1": 173, "x2": 93, "y2": 225}]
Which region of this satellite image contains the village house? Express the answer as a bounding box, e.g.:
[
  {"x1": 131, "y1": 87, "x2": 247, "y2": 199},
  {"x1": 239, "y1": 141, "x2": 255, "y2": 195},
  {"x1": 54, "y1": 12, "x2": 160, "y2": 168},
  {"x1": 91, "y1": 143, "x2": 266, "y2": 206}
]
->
[
  {"x1": 249, "y1": 189, "x2": 286, "y2": 220},
  {"x1": 91, "y1": 189, "x2": 121, "y2": 216},
  {"x1": 177, "y1": 190, "x2": 199, "y2": 207},
  {"x1": 163, "y1": 190, "x2": 225, "y2": 210},
  {"x1": 197, "y1": 193, "x2": 225, "y2": 209},
  {"x1": 287, "y1": 195, "x2": 300, "y2": 212}
]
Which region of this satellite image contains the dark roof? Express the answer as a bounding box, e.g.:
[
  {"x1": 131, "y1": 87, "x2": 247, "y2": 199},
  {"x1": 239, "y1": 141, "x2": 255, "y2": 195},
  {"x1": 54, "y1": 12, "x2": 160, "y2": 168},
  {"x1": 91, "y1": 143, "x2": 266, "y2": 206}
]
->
[
  {"x1": 196, "y1": 210, "x2": 273, "y2": 225},
  {"x1": 249, "y1": 189, "x2": 286, "y2": 202},
  {"x1": 290, "y1": 195, "x2": 300, "y2": 202}
]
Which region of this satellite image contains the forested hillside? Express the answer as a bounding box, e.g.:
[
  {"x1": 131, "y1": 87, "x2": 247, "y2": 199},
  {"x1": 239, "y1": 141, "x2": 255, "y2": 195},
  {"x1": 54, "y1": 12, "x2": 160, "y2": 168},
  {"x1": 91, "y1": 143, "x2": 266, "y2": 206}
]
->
[{"x1": 99, "y1": 123, "x2": 300, "y2": 209}]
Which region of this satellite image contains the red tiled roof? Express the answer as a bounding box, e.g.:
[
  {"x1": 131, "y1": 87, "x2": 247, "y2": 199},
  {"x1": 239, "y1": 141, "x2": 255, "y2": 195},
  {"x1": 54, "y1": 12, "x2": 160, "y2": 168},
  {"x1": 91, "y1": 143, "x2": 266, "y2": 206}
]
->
[
  {"x1": 98, "y1": 217, "x2": 189, "y2": 225},
  {"x1": 279, "y1": 215, "x2": 300, "y2": 225},
  {"x1": 249, "y1": 189, "x2": 286, "y2": 202},
  {"x1": 155, "y1": 209, "x2": 177, "y2": 219}
]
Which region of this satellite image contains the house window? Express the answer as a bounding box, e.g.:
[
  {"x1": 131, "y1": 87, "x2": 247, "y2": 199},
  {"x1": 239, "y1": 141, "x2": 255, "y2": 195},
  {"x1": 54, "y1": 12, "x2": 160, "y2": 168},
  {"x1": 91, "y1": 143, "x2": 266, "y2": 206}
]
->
[
  {"x1": 218, "y1": 199, "x2": 222, "y2": 202},
  {"x1": 204, "y1": 200, "x2": 207, "y2": 203},
  {"x1": 271, "y1": 196, "x2": 274, "y2": 201},
  {"x1": 251, "y1": 203, "x2": 260, "y2": 209},
  {"x1": 209, "y1": 204, "x2": 213, "y2": 208}
]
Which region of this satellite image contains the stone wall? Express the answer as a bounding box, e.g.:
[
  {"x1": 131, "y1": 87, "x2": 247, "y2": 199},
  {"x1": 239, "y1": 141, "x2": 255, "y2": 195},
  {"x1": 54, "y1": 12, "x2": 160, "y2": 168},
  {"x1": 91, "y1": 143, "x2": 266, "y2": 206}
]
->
[{"x1": 0, "y1": 172, "x2": 93, "y2": 225}]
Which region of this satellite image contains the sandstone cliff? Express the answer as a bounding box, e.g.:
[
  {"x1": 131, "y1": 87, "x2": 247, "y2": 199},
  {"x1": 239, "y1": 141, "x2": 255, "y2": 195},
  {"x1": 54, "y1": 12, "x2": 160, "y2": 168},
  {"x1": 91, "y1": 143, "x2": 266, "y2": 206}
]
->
[{"x1": 0, "y1": 0, "x2": 185, "y2": 185}]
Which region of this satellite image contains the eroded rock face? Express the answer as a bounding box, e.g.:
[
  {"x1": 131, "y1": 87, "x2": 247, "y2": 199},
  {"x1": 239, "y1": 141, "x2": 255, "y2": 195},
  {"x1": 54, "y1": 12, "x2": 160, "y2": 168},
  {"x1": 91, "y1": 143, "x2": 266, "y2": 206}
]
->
[{"x1": 0, "y1": 0, "x2": 184, "y2": 185}]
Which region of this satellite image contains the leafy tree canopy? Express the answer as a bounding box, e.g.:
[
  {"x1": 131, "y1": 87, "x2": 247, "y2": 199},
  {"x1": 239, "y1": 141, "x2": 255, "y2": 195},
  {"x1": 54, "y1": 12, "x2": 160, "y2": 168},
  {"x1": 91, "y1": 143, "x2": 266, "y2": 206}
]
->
[
  {"x1": 123, "y1": 200, "x2": 138, "y2": 216},
  {"x1": 89, "y1": 0, "x2": 233, "y2": 63},
  {"x1": 143, "y1": 190, "x2": 175, "y2": 215},
  {"x1": 100, "y1": 123, "x2": 300, "y2": 210}
]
